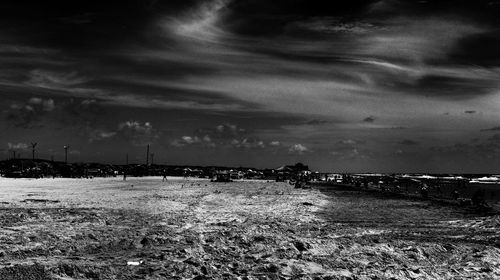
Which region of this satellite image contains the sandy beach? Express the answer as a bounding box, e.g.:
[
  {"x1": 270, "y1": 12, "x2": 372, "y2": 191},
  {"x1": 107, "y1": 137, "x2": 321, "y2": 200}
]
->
[{"x1": 0, "y1": 177, "x2": 498, "y2": 279}]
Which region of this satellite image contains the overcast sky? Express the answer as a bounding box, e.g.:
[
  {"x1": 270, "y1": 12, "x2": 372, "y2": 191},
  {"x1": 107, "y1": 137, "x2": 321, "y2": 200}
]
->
[{"x1": 1, "y1": 0, "x2": 500, "y2": 172}]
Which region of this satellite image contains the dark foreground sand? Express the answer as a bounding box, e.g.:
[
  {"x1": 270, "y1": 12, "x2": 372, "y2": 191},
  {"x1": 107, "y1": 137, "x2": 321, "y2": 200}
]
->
[{"x1": 0, "y1": 177, "x2": 498, "y2": 279}]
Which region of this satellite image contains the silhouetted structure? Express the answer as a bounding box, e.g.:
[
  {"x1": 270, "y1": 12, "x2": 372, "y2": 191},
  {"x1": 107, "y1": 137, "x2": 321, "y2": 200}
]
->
[
  {"x1": 64, "y1": 145, "x2": 69, "y2": 164},
  {"x1": 31, "y1": 142, "x2": 37, "y2": 160}
]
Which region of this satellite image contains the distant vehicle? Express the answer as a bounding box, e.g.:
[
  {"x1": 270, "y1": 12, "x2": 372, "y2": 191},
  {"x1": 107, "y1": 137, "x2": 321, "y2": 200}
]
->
[
  {"x1": 290, "y1": 171, "x2": 311, "y2": 189},
  {"x1": 3, "y1": 171, "x2": 22, "y2": 178},
  {"x1": 276, "y1": 173, "x2": 287, "y2": 182},
  {"x1": 212, "y1": 171, "x2": 232, "y2": 182}
]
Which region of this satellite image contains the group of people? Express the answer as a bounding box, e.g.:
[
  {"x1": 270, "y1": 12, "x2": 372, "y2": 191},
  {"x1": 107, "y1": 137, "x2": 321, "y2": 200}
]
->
[
  {"x1": 371, "y1": 181, "x2": 490, "y2": 209},
  {"x1": 419, "y1": 183, "x2": 489, "y2": 208},
  {"x1": 290, "y1": 173, "x2": 311, "y2": 189},
  {"x1": 122, "y1": 169, "x2": 169, "y2": 181}
]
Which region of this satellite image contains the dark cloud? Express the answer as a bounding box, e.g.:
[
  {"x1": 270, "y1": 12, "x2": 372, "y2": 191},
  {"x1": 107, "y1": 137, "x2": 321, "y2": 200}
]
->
[
  {"x1": 481, "y1": 126, "x2": 500, "y2": 131},
  {"x1": 331, "y1": 146, "x2": 373, "y2": 161},
  {"x1": 83, "y1": 119, "x2": 164, "y2": 146},
  {"x1": 329, "y1": 139, "x2": 370, "y2": 160},
  {"x1": 3, "y1": 94, "x2": 113, "y2": 132},
  {"x1": 198, "y1": 123, "x2": 247, "y2": 140},
  {"x1": 269, "y1": 141, "x2": 281, "y2": 147},
  {"x1": 430, "y1": 132, "x2": 500, "y2": 163},
  {"x1": 398, "y1": 139, "x2": 419, "y2": 146},
  {"x1": 419, "y1": 76, "x2": 496, "y2": 98},
  {"x1": 171, "y1": 123, "x2": 269, "y2": 150},
  {"x1": 1, "y1": 0, "x2": 500, "y2": 171},
  {"x1": 116, "y1": 120, "x2": 160, "y2": 146},
  {"x1": 450, "y1": 30, "x2": 500, "y2": 67},
  {"x1": 171, "y1": 123, "x2": 242, "y2": 148},
  {"x1": 488, "y1": 133, "x2": 500, "y2": 141},
  {"x1": 337, "y1": 139, "x2": 358, "y2": 146},
  {"x1": 231, "y1": 138, "x2": 265, "y2": 149},
  {"x1": 429, "y1": 141, "x2": 500, "y2": 163},
  {"x1": 4, "y1": 97, "x2": 55, "y2": 128},
  {"x1": 7, "y1": 142, "x2": 29, "y2": 150},
  {"x1": 288, "y1": 143, "x2": 310, "y2": 155},
  {"x1": 0, "y1": 0, "x2": 208, "y2": 49},
  {"x1": 304, "y1": 119, "x2": 329, "y2": 125},
  {"x1": 171, "y1": 135, "x2": 215, "y2": 148},
  {"x1": 386, "y1": 75, "x2": 499, "y2": 100},
  {"x1": 83, "y1": 78, "x2": 259, "y2": 112},
  {"x1": 60, "y1": 98, "x2": 106, "y2": 128},
  {"x1": 220, "y1": 1, "x2": 379, "y2": 38},
  {"x1": 87, "y1": 129, "x2": 117, "y2": 143},
  {"x1": 363, "y1": 116, "x2": 375, "y2": 123}
]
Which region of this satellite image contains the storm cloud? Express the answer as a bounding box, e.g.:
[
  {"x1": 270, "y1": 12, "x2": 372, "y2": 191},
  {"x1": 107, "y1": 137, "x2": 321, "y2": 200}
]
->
[{"x1": 1, "y1": 0, "x2": 500, "y2": 171}]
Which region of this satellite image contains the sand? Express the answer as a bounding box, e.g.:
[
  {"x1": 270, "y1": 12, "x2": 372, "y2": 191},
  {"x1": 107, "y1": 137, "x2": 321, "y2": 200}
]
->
[{"x1": 0, "y1": 177, "x2": 498, "y2": 279}]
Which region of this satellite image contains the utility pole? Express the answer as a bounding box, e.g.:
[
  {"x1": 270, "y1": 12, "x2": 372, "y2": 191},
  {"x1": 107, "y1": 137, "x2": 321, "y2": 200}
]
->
[
  {"x1": 64, "y1": 145, "x2": 69, "y2": 164},
  {"x1": 31, "y1": 142, "x2": 37, "y2": 160},
  {"x1": 146, "y1": 144, "x2": 150, "y2": 165}
]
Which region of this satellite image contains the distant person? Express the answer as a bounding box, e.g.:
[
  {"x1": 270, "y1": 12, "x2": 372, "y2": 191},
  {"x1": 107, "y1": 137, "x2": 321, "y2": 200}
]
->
[
  {"x1": 294, "y1": 174, "x2": 303, "y2": 189},
  {"x1": 123, "y1": 172, "x2": 127, "y2": 181},
  {"x1": 420, "y1": 184, "x2": 429, "y2": 199},
  {"x1": 435, "y1": 185, "x2": 443, "y2": 197},
  {"x1": 451, "y1": 190, "x2": 459, "y2": 200},
  {"x1": 472, "y1": 189, "x2": 486, "y2": 207},
  {"x1": 162, "y1": 169, "x2": 168, "y2": 182},
  {"x1": 394, "y1": 185, "x2": 401, "y2": 193}
]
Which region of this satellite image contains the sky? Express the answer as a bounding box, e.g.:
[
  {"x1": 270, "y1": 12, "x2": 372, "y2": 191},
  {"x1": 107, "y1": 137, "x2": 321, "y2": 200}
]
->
[{"x1": 1, "y1": 0, "x2": 500, "y2": 173}]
